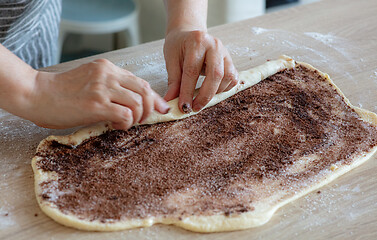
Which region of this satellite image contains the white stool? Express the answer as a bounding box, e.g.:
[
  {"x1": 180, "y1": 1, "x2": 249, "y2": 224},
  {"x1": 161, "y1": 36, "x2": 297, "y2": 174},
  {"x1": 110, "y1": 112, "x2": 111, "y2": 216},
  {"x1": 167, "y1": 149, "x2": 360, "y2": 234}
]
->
[{"x1": 57, "y1": 0, "x2": 140, "y2": 63}]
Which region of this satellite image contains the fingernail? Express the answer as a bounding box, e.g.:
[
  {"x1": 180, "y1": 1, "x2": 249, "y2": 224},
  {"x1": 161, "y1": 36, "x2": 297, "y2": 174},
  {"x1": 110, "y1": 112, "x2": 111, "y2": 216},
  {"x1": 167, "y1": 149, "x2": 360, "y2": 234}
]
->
[
  {"x1": 182, "y1": 103, "x2": 192, "y2": 114},
  {"x1": 163, "y1": 107, "x2": 171, "y2": 114},
  {"x1": 193, "y1": 103, "x2": 203, "y2": 112},
  {"x1": 159, "y1": 98, "x2": 170, "y2": 113}
]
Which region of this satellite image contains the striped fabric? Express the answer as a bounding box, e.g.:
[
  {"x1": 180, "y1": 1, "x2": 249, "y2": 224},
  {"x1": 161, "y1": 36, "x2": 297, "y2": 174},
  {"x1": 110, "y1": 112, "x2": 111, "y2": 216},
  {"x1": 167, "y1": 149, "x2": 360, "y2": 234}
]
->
[{"x1": 0, "y1": 0, "x2": 62, "y2": 69}]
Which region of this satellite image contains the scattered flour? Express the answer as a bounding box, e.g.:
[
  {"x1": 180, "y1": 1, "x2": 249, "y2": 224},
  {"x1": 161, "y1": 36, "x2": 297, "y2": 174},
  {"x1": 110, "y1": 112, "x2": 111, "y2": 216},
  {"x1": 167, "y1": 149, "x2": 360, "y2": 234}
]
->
[
  {"x1": 226, "y1": 43, "x2": 258, "y2": 57},
  {"x1": 251, "y1": 27, "x2": 271, "y2": 35},
  {"x1": 303, "y1": 182, "x2": 372, "y2": 225},
  {"x1": 304, "y1": 32, "x2": 337, "y2": 45},
  {"x1": 115, "y1": 51, "x2": 168, "y2": 95},
  {"x1": 371, "y1": 69, "x2": 377, "y2": 84},
  {"x1": 0, "y1": 109, "x2": 9, "y2": 119},
  {"x1": 115, "y1": 51, "x2": 167, "y2": 82},
  {"x1": 229, "y1": 26, "x2": 375, "y2": 109},
  {"x1": 0, "y1": 205, "x2": 17, "y2": 230},
  {"x1": 0, "y1": 114, "x2": 74, "y2": 232}
]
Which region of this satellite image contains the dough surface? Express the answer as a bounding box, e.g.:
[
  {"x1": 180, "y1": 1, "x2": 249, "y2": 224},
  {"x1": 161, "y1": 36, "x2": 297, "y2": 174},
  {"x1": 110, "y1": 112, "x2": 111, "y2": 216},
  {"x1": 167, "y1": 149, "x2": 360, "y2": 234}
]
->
[{"x1": 32, "y1": 56, "x2": 377, "y2": 232}]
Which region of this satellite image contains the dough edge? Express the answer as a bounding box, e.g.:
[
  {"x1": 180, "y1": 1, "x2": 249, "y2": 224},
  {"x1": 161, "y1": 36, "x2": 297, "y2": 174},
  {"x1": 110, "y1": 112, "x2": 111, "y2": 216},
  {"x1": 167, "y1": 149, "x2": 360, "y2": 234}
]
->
[{"x1": 31, "y1": 56, "x2": 377, "y2": 232}]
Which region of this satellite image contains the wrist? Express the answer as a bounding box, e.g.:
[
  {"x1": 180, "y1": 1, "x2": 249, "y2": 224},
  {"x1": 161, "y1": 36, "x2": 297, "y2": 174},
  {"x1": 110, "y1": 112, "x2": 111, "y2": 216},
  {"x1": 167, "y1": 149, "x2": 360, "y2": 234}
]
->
[
  {"x1": 166, "y1": 23, "x2": 207, "y2": 36},
  {"x1": 0, "y1": 66, "x2": 38, "y2": 118},
  {"x1": 164, "y1": 0, "x2": 208, "y2": 36},
  {"x1": 15, "y1": 69, "x2": 40, "y2": 121}
]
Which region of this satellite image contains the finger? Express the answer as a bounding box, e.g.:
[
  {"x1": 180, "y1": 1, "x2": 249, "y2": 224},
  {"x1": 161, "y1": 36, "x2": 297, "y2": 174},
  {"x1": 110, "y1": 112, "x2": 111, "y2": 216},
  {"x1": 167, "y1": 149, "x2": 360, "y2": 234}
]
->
[
  {"x1": 192, "y1": 48, "x2": 224, "y2": 112},
  {"x1": 223, "y1": 56, "x2": 239, "y2": 92},
  {"x1": 118, "y1": 72, "x2": 170, "y2": 119},
  {"x1": 153, "y1": 91, "x2": 171, "y2": 115},
  {"x1": 179, "y1": 48, "x2": 206, "y2": 113},
  {"x1": 110, "y1": 87, "x2": 143, "y2": 125},
  {"x1": 218, "y1": 56, "x2": 239, "y2": 93},
  {"x1": 164, "y1": 55, "x2": 182, "y2": 101},
  {"x1": 164, "y1": 77, "x2": 181, "y2": 102},
  {"x1": 117, "y1": 74, "x2": 155, "y2": 123},
  {"x1": 112, "y1": 87, "x2": 169, "y2": 124},
  {"x1": 106, "y1": 104, "x2": 134, "y2": 130}
]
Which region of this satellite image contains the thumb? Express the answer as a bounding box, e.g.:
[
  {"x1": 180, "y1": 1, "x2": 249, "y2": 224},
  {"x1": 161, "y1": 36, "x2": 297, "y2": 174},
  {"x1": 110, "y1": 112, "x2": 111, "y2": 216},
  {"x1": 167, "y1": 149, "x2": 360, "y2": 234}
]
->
[{"x1": 164, "y1": 59, "x2": 182, "y2": 101}]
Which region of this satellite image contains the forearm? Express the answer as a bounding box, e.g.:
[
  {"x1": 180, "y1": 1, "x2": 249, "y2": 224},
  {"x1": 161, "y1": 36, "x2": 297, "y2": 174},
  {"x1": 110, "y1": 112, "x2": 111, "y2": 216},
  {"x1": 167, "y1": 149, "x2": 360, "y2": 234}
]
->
[
  {"x1": 0, "y1": 45, "x2": 169, "y2": 129},
  {"x1": 0, "y1": 44, "x2": 37, "y2": 118},
  {"x1": 163, "y1": 0, "x2": 208, "y2": 34}
]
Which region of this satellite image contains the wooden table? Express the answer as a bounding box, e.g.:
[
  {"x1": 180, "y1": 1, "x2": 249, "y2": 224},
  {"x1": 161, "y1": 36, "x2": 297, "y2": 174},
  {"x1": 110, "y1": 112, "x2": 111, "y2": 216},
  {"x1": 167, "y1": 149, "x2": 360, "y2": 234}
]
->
[{"x1": 1, "y1": 0, "x2": 377, "y2": 239}]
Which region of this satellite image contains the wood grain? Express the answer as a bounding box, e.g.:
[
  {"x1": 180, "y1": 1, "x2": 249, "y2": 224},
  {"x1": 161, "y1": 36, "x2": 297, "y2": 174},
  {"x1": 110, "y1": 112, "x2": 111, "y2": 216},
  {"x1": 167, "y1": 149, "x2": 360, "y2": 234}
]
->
[{"x1": 1, "y1": 0, "x2": 377, "y2": 239}]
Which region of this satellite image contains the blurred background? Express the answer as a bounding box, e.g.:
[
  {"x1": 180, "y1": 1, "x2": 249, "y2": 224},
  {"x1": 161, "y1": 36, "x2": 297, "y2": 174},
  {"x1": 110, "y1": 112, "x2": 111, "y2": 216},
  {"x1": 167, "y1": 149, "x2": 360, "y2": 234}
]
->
[{"x1": 60, "y1": 0, "x2": 319, "y2": 63}]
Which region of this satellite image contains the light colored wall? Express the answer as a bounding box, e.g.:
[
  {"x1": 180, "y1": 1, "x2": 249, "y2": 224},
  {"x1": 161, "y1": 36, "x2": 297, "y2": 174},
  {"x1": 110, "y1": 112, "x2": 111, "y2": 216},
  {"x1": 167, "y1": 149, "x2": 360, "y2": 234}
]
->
[
  {"x1": 138, "y1": 0, "x2": 265, "y2": 43},
  {"x1": 208, "y1": 0, "x2": 265, "y2": 27},
  {"x1": 62, "y1": 0, "x2": 320, "y2": 54},
  {"x1": 138, "y1": 0, "x2": 167, "y2": 43},
  {"x1": 63, "y1": 0, "x2": 265, "y2": 54}
]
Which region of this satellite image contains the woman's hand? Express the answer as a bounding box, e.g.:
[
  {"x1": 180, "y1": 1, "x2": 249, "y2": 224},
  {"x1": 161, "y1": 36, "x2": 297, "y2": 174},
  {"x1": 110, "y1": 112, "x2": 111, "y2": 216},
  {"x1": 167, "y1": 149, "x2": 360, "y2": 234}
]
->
[
  {"x1": 164, "y1": 29, "x2": 238, "y2": 113},
  {"x1": 25, "y1": 59, "x2": 170, "y2": 130},
  {"x1": 163, "y1": 0, "x2": 238, "y2": 113}
]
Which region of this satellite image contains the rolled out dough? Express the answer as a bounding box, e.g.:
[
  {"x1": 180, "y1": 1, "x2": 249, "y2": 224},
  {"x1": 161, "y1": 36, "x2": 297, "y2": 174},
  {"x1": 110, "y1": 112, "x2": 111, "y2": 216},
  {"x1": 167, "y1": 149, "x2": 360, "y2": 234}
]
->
[{"x1": 32, "y1": 56, "x2": 377, "y2": 232}]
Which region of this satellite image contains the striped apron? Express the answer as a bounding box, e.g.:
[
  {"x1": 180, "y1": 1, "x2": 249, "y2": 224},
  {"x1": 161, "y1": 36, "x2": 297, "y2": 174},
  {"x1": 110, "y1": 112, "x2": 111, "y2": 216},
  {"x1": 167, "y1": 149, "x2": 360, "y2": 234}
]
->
[{"x1": 0, "y1": 0, "x2": 62, "y2": 68}]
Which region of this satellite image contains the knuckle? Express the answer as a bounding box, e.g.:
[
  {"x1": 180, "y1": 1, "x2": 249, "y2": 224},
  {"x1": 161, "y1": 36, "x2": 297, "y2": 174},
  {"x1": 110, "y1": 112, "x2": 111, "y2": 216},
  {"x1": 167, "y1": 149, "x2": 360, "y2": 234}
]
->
[
  {"x1": 183, "y1": 66, "x2": 199, "y2": 79},
  {"x1": 85, "y1": 62, "x2": 97, "y2": 71},
  {"x1": 84, "y1": 98, "x2": 103, "y2": 112},
  {"x1": 91, "y1": 64, "x2": 107, "y2": 77},
  {"x1": 89, "y1": 60, "x2": 113, "y2": 76},
  {"x1": 112, "y1": 114, "x2": 133, "y2": 130},
  {"x1": 122, "y1": 107, "x2": 133, "y2": 120},
  {"x1": 87, "y1": 84, "x2": 107, "y2": 105},
  {"x1": 113, "y1": 108, "x2": 133, "y2": 127},
  {"x1": 108, "y1": 77, "x2": 119, "y2": 88},
  {"x1": 192, "y1": 30, "x2": 206, "y2": 43},
  {"x1": 224, "y1": 72, "x2": 238, "y2": 83},
  {"x1": 122, "y1": 69, "x2": 132, "y2": 76},
  {"x1": 230, "y1": 76, "x2": 239, "y2": 86},
  {"x1": 90, "y1": 81, "x2": 106, "y2": 93},
  {"x1": 130, "y1": 94, "x2": 143, "y2": 110},
  {"x1": 213, "y1": 38, "x2": 222, "y2": 48},
  {"x1": 91, "y1": 94, "x2": 106, "y2": 107},
  {"x1": 139, "y1": 80, "x2": 152, "y2": 96},
  {"x1": 167, "y1": 80, "x2": 177, "y2": 87},
  {"x1": 212, "y1": 67, "x2": 224, "y2": 80},
  {"x1": 94, "y1": 58, "x2": 111, "y2": 65}
]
